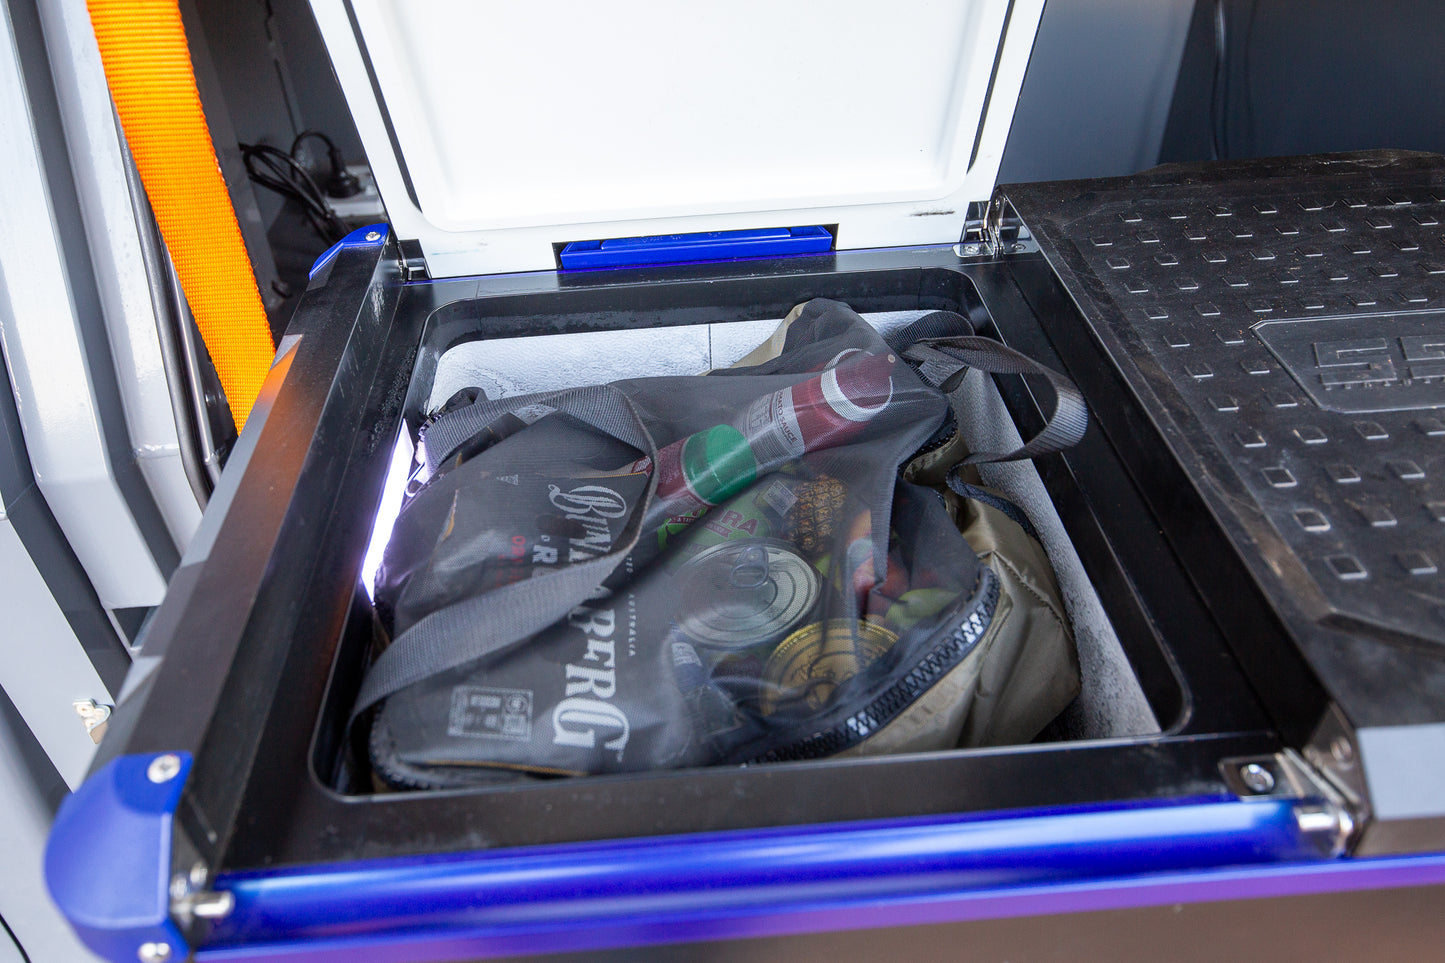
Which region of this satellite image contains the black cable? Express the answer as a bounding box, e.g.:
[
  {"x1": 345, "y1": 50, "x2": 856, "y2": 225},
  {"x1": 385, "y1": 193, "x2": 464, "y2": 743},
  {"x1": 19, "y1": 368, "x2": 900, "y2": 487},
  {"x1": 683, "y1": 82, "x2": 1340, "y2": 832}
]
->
[
  {"x1": 239, "y1": 141, "x2": 348, "y2": 243},
  {"x1": 290, "y1": 128, "x2": 339, "y2": 160},
  {"x1": 0, "y1": 913, "x2": 33, "y2": 963},
  {"x1": 292, "y1": 129, "x2": 363, "y2": 199}
]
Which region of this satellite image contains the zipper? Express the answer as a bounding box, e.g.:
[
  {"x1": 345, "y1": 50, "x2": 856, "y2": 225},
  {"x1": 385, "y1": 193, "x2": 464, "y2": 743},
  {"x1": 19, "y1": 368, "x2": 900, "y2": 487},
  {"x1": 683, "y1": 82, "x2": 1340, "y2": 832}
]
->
[{"x1": 746, "y1": 569, "x2": 1001, "y2": 764}]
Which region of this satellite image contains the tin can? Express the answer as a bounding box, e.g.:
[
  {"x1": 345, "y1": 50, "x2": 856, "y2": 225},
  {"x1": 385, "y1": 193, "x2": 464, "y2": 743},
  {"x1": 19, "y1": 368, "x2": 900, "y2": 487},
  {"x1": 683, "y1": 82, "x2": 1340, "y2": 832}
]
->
[
  {"x1": 761, "y1": 619, "x2": 898, "y2": 714},
  {"x1": 675, "y1": 539, "x2": 819, "y2": 651}
]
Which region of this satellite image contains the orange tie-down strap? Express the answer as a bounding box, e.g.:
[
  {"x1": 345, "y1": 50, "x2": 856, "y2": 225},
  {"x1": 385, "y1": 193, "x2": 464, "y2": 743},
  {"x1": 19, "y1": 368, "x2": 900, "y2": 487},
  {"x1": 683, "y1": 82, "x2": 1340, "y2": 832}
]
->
[{"x1": 88, "y1": 0, "x2": 274, "y2": 432}]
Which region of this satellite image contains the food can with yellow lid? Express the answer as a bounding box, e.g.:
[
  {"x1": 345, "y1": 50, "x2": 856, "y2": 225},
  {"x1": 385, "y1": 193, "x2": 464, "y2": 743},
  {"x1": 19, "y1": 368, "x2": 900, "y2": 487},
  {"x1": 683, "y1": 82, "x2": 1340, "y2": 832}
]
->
[{"x1": 761, "y1": 618, "x2": 898, "y2": 714}]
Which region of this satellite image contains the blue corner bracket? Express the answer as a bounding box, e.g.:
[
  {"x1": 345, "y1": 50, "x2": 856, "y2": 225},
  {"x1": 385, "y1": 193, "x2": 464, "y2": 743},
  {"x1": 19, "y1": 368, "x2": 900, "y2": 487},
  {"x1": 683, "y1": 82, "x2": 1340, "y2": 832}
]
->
[
  {"x1": 560, "y1": 225, "x2": 833, "y2": 270},
  {"x1": 308, "y1": 223, "x2": 389, "y2": 280},
  {"x1": 45, "y1": 752, "x2": 194, "y2": 963}
]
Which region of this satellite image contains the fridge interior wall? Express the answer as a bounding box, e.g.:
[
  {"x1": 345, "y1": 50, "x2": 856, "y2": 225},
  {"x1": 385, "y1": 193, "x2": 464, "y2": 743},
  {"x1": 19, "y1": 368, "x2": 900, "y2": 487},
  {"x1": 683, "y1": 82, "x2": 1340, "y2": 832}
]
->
[{"x1": 324, "y1": 284, "x2": 1168, "y2": 796}]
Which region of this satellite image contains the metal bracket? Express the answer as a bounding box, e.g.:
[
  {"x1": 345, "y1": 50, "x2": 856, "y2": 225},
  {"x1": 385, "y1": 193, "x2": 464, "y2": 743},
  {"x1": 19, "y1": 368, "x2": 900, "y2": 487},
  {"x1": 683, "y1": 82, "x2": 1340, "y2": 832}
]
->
[
  {"x1": 402, "y1": 257, "x2": 430, "y2": 282},
  {"x1": 955, "y1": 195, "x2": 1036, "y2": 258},
  {"x1": 1221, "y1": 749, "x2": 1359, "y2": 857},
  {"x1": 1302, "y1": 704, "x2": 1371, "y2": 819},
  {"x1": 74, "y1": 699, "x2": 112, "y2": 745},
  {"x1": 44, "y1": 752, "x2": 195, "y2": 963},
  {"x1": 398, "y1": 237, "x2": 430, "y2": 282}
]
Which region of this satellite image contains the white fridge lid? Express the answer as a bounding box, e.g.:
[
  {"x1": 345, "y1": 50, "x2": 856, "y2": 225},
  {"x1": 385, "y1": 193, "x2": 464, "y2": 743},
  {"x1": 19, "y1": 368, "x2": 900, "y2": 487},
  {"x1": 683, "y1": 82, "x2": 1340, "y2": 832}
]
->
[{"x1": 310, "y1": 0, "x2": 1043, "y2": 277}]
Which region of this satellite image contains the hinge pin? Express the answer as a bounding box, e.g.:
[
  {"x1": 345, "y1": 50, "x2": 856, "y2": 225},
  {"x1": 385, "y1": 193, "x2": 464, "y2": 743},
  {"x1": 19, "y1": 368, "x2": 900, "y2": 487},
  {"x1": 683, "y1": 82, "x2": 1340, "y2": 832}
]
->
[
  {"x1": 1294, "y1": 802, "x2": 1354, "y2": 857},
  {"x1": 171, "y1": 858, "x2": 234, "y2": 921}
]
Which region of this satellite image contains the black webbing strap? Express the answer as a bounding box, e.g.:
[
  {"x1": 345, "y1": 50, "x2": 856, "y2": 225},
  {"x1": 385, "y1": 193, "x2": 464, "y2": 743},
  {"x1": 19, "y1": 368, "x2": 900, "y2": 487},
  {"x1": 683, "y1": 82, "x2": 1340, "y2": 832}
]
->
[
  {"x1": 350, "y1": 384, "x2": 658, "y2": 723},
  {"x1": 892, "y1": 311, "x2": 1089, "y2": 465},
  {"x1": 946, "y1": 476, "x2": 1040, "y2": 541}
]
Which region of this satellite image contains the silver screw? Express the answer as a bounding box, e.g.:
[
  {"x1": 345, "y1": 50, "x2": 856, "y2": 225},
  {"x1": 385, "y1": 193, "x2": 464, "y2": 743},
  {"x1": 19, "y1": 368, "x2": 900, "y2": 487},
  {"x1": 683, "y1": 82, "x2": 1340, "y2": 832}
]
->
[
  {"x1": 961, "y1": 243, "x2": 981, "y2": 256},
  {"x1": 365, "y1": 231, "x2": 381, "y2": 241},
  {"x1": 1330, "y1": 736, "x2": 1356, "y2": 766},
  {"x1": 1011, "y1": 242, "x2": 1029, "y2": 253},
  {"x1": 189, "y1": 860, "x2": 209, "y2": 888},
  {"x1": 147, "y1": 754, "x2": 181, "y2": 784},
  {"x1": 1241, "y1": 763, "x2": 1276, "y2": 793},
  {"x1": 137, "y1": 942, "x2": 171, "y2": 963}
]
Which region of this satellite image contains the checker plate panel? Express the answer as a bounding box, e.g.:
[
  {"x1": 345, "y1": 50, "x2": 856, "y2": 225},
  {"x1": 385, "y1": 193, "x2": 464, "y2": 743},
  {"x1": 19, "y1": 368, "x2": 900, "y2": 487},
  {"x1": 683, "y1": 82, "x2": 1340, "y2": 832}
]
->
[{"x1": 1006, "y1": 154, "x2": 1445, "y2": 652}]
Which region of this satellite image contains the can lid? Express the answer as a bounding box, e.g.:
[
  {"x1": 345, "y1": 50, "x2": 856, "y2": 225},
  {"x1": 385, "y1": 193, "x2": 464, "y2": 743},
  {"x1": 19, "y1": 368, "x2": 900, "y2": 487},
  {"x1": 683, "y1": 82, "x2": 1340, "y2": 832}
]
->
[
  {"x1": 677, "y1": 540, "x2": 819, "y2": 649},
  {"x1": 763, "y1": 619, "x2": 898, "y2": 713}
]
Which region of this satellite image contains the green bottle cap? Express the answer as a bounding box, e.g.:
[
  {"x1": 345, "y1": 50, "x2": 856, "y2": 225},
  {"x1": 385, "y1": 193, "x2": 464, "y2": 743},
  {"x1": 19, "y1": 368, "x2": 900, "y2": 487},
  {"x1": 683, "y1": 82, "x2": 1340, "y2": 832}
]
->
[{"x1": 681, "y1": 425, "x2": 757, "y2": 504}]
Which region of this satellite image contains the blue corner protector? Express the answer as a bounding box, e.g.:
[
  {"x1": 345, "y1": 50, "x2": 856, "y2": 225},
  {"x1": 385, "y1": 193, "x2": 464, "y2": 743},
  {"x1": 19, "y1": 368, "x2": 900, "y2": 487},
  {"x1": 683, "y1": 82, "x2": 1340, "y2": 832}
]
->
[
  {"x1": 559, "y1": 225, "x2": 833, "y2": 270},
  {"x1": 45, "y1": 752, "x2": 194, "y2": 963},
  {"x1": 308, "y1": 223, "x2": 389, "y2": 279}
]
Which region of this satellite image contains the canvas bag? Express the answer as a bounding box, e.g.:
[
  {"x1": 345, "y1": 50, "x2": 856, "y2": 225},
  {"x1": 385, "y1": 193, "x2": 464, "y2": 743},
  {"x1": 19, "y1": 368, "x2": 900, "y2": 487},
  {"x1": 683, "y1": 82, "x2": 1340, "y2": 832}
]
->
[{"x1": 357, "y1": 300, "x2": 1086, "y2": 787}]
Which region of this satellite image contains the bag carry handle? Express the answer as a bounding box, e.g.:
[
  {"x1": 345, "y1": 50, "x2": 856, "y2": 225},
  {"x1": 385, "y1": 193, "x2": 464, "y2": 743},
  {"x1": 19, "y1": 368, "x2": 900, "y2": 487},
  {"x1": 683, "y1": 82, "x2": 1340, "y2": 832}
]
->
[
  {"x1": 893, "y1": 310, "x2": 1089, "y2": 464},
  {"x1": 351, "y1": 384, "x2": 659, "y2": 722}
]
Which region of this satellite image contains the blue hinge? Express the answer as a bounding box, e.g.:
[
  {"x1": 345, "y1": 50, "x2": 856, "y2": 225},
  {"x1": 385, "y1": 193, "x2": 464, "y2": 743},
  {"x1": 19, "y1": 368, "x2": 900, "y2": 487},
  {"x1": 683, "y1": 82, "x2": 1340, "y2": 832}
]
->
[
  {"x1": 308, "y1": 223, "x2": 389, "y2": 280},
  {"x1": 559, "y1": 225, "x2": 833, "y2": 270},
  {"x1": 45, "y1": 752, "x2": 194, "y2": 963}
]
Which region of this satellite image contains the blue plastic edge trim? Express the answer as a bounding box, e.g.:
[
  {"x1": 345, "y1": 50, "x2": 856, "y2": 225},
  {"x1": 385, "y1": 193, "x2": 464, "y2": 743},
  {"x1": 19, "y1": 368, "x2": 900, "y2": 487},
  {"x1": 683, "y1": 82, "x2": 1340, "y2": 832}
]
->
[
  {"x1": 194, "y1": 795, "x2": 1377, "y2": 961},
  {"x1": 559, "y1": 225, "x2": 833, "y2": 270},
  {"x1": 45, "y1": 752, "x2": 193, "y2": 963},
  {"x1": 308, "y1": 224, "x2": 389, "y2": 280}
]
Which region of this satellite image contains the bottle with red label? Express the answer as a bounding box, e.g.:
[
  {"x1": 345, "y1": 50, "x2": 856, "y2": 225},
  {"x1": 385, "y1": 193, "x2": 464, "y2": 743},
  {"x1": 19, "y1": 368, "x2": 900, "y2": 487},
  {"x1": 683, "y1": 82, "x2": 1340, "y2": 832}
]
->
[
  {"x1": 739, "y1": 351, "x2": 896, "y2": 465},
  {"x1": 635, "y1": 351, "x2": 896, "y2": 536}
]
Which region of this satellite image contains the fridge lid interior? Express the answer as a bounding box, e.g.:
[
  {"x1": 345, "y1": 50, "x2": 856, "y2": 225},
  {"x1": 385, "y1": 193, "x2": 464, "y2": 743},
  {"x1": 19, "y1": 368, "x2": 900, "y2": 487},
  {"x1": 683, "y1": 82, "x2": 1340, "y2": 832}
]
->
[{"x1": 307, "y1": 0, "x2": 1044, "y2": 277}]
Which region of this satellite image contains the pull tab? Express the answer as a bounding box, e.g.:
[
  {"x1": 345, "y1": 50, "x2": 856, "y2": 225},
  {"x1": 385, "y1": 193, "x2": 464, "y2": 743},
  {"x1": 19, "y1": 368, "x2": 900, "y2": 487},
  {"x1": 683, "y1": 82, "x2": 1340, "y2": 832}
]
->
[{"x1": 729, "y1": 544, "x2": 772, "y2": 590}]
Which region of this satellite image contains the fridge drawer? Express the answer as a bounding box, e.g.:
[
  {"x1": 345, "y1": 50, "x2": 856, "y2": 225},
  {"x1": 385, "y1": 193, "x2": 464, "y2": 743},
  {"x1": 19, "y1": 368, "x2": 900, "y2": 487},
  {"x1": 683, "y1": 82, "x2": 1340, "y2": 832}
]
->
[{"x1": 46, "y1": 153, "x2": 1445, "y2": 963}]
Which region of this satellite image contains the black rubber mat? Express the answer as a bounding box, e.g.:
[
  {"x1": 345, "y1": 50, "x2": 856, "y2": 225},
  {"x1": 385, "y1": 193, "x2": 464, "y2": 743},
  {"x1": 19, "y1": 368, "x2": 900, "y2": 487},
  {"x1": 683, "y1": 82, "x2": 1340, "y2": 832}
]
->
[{"x1": 1005, "y1": 152, "x2": 1445, "y2": 661}]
